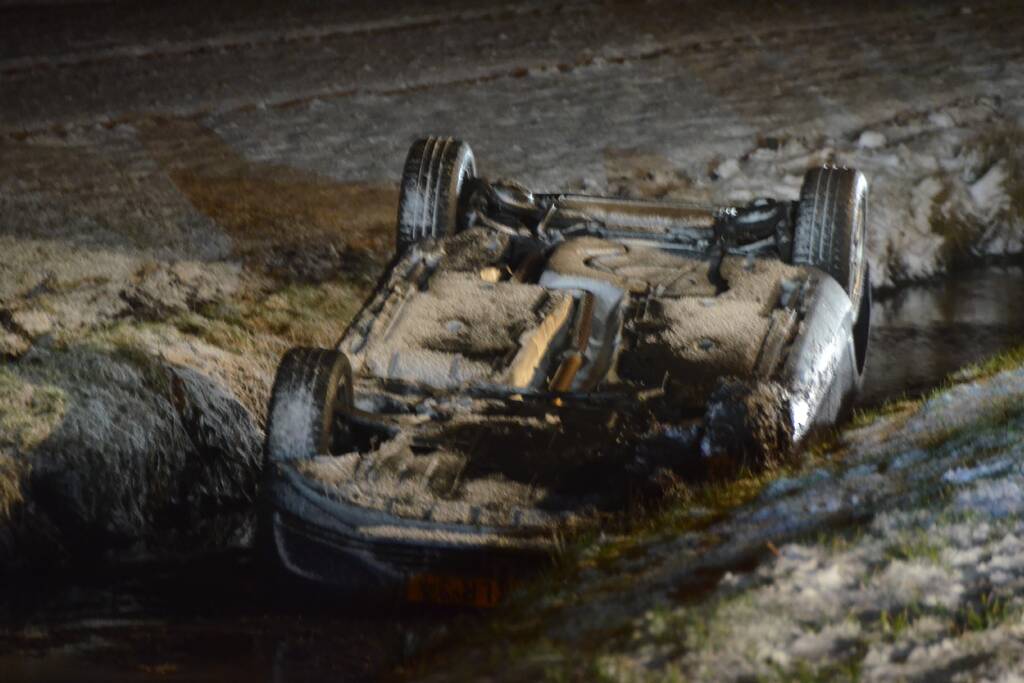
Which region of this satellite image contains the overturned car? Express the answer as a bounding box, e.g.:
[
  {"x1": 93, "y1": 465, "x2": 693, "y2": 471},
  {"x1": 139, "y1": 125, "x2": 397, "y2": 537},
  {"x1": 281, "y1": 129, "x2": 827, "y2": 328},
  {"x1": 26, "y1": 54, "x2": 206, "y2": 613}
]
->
[{"x1": 260, "y1": 137, "x2": 872, "y2": 606}]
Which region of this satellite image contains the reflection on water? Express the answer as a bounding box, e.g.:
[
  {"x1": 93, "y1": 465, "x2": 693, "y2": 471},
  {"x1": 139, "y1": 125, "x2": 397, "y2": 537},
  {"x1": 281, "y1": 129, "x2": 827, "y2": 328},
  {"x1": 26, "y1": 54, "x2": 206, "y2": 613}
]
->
[
  {"x1": 860, "y1": 266, "x2": 1024, "y2": 406},
  {"x1": 0, "y1": 552, "x2": 424, "y2": 682},
  {"x1": 2, "y1": 267, "x2": 1021, "y2": 681}
]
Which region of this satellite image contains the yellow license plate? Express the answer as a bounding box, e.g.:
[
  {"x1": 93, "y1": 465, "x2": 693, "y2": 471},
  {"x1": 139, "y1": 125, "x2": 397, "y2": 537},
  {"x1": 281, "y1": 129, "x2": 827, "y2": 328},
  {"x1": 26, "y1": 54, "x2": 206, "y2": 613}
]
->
[{"x1": 406, "y1": 573, "x2": 503, "y2": 608}]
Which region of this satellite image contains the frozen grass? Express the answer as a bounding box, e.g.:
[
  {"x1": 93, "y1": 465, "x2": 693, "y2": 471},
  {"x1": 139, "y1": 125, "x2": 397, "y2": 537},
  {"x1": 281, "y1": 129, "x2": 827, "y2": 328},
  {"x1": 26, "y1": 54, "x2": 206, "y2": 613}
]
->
[
  {"x1": 178, "y1": 280, "x2": 365, "y2": 357},
  {"x1": 930, "y1": 125, "x2": 1024, "y2": 269},
  {"x1": 0, "y1": 368, "x2": 67, "y2": 520},
  {"x1": 972, "y1": 126, "x2": 1024, "y2": 220},
  {"x1": 957, "y1": 344, "x2": 1024, "y2": 382}
]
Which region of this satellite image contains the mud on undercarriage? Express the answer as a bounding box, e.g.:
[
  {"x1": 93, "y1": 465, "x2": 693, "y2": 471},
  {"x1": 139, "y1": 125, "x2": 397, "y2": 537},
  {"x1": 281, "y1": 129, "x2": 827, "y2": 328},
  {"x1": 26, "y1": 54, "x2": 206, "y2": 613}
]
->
[{"x1": 259, "y1": 137, "x2": 872, "y2": 602}]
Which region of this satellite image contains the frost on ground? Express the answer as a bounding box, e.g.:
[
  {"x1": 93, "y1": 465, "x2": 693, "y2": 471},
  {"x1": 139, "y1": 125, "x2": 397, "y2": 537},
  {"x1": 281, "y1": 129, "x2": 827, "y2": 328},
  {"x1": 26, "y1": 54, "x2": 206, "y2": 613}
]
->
[{"x1": 415, "y1": 360, "x2": 1024, "y2": 682}]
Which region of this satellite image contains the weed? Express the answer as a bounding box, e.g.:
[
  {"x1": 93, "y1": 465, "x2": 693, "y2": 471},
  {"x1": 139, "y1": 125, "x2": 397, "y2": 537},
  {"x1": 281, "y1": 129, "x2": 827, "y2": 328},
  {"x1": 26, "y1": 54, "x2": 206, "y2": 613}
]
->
[
  {"x1": 957, "y1": 344, "x2": 1024, "y2": 381},
  {"x1": 884, "y1": 534, "x2": 944, "y2": 565},
  {"x1": 954, "y1": 592, "x2": 1012, "y2": 634},
  {"x1": 879, "y1": 607, "x2": 914, "y2": 638}
]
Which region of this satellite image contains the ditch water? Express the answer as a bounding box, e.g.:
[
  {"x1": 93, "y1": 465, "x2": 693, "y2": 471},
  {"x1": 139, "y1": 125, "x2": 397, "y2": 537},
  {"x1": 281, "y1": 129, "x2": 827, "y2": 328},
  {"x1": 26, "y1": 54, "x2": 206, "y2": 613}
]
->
[
  {"x1": 859, "y1": 265, "x2": 1024, "y2": 406},
  {"x1": 2, "y1": 266, "x2": 1023, "y2": 682}
]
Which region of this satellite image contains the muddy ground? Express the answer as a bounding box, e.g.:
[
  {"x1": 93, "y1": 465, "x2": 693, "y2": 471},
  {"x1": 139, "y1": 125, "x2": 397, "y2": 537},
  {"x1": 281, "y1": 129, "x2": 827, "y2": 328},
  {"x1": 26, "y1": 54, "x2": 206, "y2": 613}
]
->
[{"x1": 1, "y1": 0, "x2": 1023, "y2": 680}]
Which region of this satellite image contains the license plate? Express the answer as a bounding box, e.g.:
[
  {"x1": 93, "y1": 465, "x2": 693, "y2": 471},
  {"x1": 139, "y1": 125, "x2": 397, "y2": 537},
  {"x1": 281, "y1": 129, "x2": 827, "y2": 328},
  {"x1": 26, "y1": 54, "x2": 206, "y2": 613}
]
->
[{"x1": 405, "y1": 573, "x2": 503, "y2": 608}]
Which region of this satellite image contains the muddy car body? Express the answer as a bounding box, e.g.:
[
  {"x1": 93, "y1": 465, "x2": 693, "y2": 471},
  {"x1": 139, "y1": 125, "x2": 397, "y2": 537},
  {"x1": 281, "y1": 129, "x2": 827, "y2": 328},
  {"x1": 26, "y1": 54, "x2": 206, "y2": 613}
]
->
[{"x1": 261, "y1": 137, "x2": 872, "y2": 605}]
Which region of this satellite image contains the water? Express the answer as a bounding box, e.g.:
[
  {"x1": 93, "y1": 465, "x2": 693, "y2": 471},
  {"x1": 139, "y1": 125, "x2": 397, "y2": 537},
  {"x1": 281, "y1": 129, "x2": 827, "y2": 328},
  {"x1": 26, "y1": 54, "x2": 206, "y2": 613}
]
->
[
  {"x1": 0, "y1": 552, "x2": 430, "y2": 682},
  {"x1": 2, "y1": 266, "x2": 1022, "y2": 682},
  {"x1": 859, "y1": 266, "x2": 1024, "y2": 406}
]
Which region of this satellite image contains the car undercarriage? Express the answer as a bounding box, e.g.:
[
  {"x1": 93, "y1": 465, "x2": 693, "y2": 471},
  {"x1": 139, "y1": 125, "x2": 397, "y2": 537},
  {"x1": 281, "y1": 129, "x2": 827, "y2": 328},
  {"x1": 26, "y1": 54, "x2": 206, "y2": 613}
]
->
[{"x1": 260, "y1": 136, "x2": 872, "y2": 603}]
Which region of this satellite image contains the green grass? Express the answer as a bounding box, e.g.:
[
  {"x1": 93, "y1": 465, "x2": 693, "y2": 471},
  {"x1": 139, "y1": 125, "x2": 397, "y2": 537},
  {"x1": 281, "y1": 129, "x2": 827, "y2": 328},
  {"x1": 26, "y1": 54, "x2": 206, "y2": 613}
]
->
[
  {"x1": 172, "y1": 281, "x2": 365, "y2": 360},
  {"x1": 879, "y1": 607, "x2": 914, "y2": 639},
  {"x1": 884, "y1": 534, "x2": 944, "y2": 565},
  {"x1": 848, "y1": 398, "x2": 920, "y2": 431},
  {"x1": 957, "y1": 344, "x2": 1024, "y2": 382},
  {"x1": 954, "y1": 592, "x2": 1013, "y2": 635},
  {"x1": 770, "y1": 657, "x2": 864, "y2": 683}
]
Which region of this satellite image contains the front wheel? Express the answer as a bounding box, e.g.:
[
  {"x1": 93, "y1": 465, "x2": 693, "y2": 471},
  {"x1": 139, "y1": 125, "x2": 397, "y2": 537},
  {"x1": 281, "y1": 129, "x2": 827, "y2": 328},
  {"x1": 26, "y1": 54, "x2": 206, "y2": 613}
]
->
[
  {"x1": 792, "y1": 166, "x2": 869, "y2": 317},
  {"x1": 264, "y1": 347, "x2": 353, "y2": 463}
]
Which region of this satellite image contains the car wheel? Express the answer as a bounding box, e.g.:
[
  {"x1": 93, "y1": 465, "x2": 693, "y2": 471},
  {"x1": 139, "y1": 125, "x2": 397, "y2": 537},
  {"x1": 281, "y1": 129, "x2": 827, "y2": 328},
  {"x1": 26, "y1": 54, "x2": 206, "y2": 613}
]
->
[
  {"x1": 396, "y1": 136, "x2": 476, "y2": 254},
  {"x1": 264, "y1": 347, "x2": 353, "y2": 463},
  {"x1": 792, "y1": 166, "x2": 869, "y2": 317}
]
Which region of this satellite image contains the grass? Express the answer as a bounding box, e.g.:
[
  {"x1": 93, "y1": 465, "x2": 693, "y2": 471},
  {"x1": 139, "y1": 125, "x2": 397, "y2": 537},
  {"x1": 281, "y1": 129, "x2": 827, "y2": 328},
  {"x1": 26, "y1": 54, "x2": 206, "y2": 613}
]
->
[
  {"x1": 848, "y1": 398, "x2": 920, "y2": 431},
  {"x1": 956, "y1": 344, "x2": 1024, "y2": 382},
  {"x1": 247, "y1": 282, "x2": 364, "y2": 348},
  {"x1": 173, "y1": 281, "x2": 365, "y2": 359},
  {"x1": 971, "y1": 126, "x2": 1024, "y2": 219},
  {"x1": 0, "y1": 368, "x2": 67, "y2": 520},
  {"x1": 879, "y1": 606, "x2": 914, "y2": 639},
  {"x1": 0, "y1": 454, "x2": 23, "y2": 522},
  {"x1": 769, "y1": 656, "x2": 864, "y2": 683},
  {"x1": 914, "y1": 395, "x2": 1024, "y2": 453},
  {"x1": 884, "y1": 534, "x2": 943, "y2": 564},
  {"x1": 954, "y1": 592, "x2": 1013, "y2": 635},
  {"x1": 0, "y1": 368, "x2": 67, "y2": 453}
]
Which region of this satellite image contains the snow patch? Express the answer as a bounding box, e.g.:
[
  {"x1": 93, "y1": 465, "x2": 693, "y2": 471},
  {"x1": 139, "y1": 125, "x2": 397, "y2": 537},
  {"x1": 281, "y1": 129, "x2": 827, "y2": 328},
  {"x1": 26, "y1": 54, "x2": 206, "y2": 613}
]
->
[
  {"x1": 942, "y1": 458, "x2": 1015, "y2": 485},
  {"x1": 857, "y1": 131, "x2": 887, "y2": 149},
  {"x1": 955, "y1": 478, "x2": 1024, "y2": 519},
  {"x1": 969, "y1": 162, "x2": 1010, "y2": 215}
]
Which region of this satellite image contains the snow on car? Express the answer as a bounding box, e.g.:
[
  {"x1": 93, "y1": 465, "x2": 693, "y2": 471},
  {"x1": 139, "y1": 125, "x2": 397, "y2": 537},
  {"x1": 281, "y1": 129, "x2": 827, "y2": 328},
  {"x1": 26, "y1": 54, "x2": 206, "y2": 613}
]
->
[{"x1": 259, "y1": 136, "x2": 872, "y2": 605}]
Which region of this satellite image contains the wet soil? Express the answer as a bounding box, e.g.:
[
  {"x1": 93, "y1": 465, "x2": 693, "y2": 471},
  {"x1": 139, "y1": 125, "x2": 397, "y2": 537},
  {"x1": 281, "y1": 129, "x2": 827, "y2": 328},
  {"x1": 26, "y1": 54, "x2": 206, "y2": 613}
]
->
[{"x1": 3, "y1": 266, "x2": 1021, "y2": 682}]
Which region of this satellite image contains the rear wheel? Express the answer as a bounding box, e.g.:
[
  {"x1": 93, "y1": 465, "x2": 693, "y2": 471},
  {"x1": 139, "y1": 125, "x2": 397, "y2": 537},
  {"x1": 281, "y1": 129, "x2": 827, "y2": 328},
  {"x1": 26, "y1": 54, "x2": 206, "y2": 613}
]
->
[
  {"x1": 792, "y1": 166, "x2": 869, "y2": 316},
  {"x1": 264, "y1": 347, "x2": 353, "y2": 463},
  {"x1": 396, "y1": 136, "x2": 476, "y2": 254}
]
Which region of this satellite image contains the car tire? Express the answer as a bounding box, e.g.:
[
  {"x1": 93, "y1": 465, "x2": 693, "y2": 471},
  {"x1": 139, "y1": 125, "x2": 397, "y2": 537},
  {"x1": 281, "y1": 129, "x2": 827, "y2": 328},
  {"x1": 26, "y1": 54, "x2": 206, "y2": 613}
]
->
[
  {"x1": 264, "y1": 347, "x2": 353, "y2": 462},
  {"x1": 396, "y1": 136, "x2": 476, "y2": 254},
  {"x1": 793, "y1": 166, "x2": 869, "y2": 317}
]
